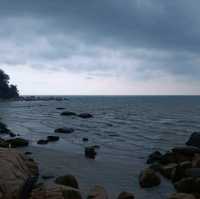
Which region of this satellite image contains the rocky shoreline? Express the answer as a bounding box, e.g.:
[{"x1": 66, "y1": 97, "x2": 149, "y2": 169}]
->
[{"x1": 0, "y1": 118, "x2": 200, "y2": 198}]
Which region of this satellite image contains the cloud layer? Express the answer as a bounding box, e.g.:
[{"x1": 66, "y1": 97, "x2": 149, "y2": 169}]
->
[{"x1": 0, "y1": 0, "x2": 200, "y2": 94}]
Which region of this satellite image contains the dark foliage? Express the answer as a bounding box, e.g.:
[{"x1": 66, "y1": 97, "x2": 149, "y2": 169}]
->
[{"x1": 0, "y1": 69, "x2": 19, "y2": 99}]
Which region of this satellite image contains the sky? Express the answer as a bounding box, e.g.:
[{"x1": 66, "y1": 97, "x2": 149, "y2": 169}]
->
[{"x1": 0, "y1": 0, "x2": 200, "y2": 95}]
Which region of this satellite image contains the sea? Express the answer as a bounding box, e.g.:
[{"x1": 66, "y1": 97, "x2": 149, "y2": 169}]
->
[{"x1": 0, "y1": 96, "x2": 200, "y2": 198}]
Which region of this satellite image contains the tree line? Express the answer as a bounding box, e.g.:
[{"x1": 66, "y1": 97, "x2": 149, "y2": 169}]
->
[{"x1": 0, "y1": 69, "x2": 19, "y2": 99}]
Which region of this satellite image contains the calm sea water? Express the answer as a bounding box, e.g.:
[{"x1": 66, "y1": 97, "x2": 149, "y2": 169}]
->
[{"x1": 0, "y1": 96, "x2": 200, "y2": 198}]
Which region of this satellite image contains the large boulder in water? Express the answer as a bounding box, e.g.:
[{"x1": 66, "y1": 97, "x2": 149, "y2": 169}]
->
[
  {"x1": 61, "y1": 111, "x2": 77, "y2": 116},
  {"x1": 55, "y1": 128, "x2": 74, "y2": 134},
  {"x1": 55, "y1": 175, "x2": 79, "y2": 189},
  {"x1": 87, "y1": 185, "x2": 108, "y2": 199},
  {"x1": 78, "y1": 113, "x2": 93, "y2": 119},
  {"x1": 30, "y1": 184, "x2": 82, "y2": 199},
  {"x1": 186, "y1": 132, "x2": 200, "y2": 148},
  {"x1": 0, "y1": 148, "x2": 38, "y2": 199},
  {"x1": 139, "y1": 168, "x2": 161, "y2": 188}
]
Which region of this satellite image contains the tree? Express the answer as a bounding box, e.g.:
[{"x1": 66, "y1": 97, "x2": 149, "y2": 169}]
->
[{"x1": 0, "y1": 69, "x2": 19, "y2": 99}]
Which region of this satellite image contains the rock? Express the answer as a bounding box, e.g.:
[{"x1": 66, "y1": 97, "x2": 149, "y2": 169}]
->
[
  {"x1": 0, "y1": 148, "x2": 38, "y2": 199},
  {"x1": 192, "y1": 154, "x2": 200, "y2": 167},
  {"x1": 6, "y1": 138, "x2": 29, "y2": 148},
  {"x1": 47, "y1": 136, "x2": 60, "y2": 142},
  {"x1": 78, "y1": 113, "x2": 93, "y2": 119},
  {"x1": 56, "y1": 108, "x2": 65, "y2": 110},
  {"x1": 55, "y1": 175, "x2": 79, "y2": 189},
  {"x1": 85, "y1": 147, "x2": 97, "y2": 159},
  {"x1": 172, "y1": 147, "x2": 200, "y2": 156},
  {"x1": 149, "y1": 162, "x2": 162, "y2": 172},
  {"x1": 55, "y1": 128, "x2": 74, "y2": 134},
  {"x1": 160, "y1": 163, "x2": 178, "y2": 179},
  {"x1": 117, "y1": 192, "x2": 135, "y2": 199},
  {"x1": 174, "y1": 177, "x2": 198, "y2": 193},
  {"x1": 87, "y1": 185, "x2": 108, "y2": 199},
  {"x1": 83, "y1": 138, "x2": 89, "y2": 142},
  {"x1": 9, "y1": 132, "x2": 16, "y2": 137},
  {"x1": 147, "y1": 151, "x2": 163, "y2": 164},
  {"x1": 30, "y1": 184, "x2": 82, "y2": 199},
  {"x1": 160, "y1": 152, "x2": 177, "y2": 164},
  {"x1": 37, "y1": 139, "x2": 48, "y2": 145},
  {"x1": 185, "y1": 168, "x2": 200, "y2": 178},
  {"x1": 61, "y1": 111, "x2": 77, "y2": 116},
  {"x1": 25, "y1": 151, "x2": 32, "y2": 155},
  {"x1": 42, "y1": 175, "x2": 55, "y2": 180},
  {"x1": 168, "y1": 193, "x2": 196, "y2": 199},
  {"x1": 139, "y1": 168, "x2": 161, "y2": 188},
  {"x1": 186, "y1": 132, "x2": 200, "y2": 148},
  {"x1": 169, "y1": 161, "x2": 192, "y2": 183}
]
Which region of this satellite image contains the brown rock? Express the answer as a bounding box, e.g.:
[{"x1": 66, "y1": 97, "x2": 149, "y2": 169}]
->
[
  {"x1": 139, "y1": 168, "x2": 161, "y2": 188},
  {"x1": 0, "y1": 147, "x2": 38, "y2": 199},
  {"x1": 117, "y1": 192, "x2": 135, "y2": 199},
  {"x1": 87, "y1": 186, "x2": 108, "y2": 199}
]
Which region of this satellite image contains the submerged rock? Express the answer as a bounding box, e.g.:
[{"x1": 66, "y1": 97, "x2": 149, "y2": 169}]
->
[
  {"x1": 55, "y1": 175, "x2": 79, "y2": 189},
  {"x1": 82, "y1": 137, "x2": 89, "y2": 142},
  {"x1": 87, "y1": 185, "x2": 108, "y2": 199},
  {"x1": 186, "y1": 132, "x2": 200, "y2": 148},
  {"x1": 78, "y1": 113, "x2": 93, "y2": 119},
  {"x1": 117, "y1": 192, "x2": 135, "y2": 199},
  {"x1": 61, "y1": 111, "x2": 77, "y2": 116},
  {"x1": 0, "y1": 148, "x2": 38, "y2": 199},
  {"x1": 37, "y1": 139, "x2": 48, "y2": 145},
  {"x1": 47, "y1": 135, "x2": 60, "y2": 142},
  {"x1": 139, "y1": 168, "x2": 161, "y2": 188},
  {"x1": 85, "y1": 146, "x2": 97, "y2": 159},
  {"x1": 55, "y1": 128, "x2": 74, "y2": 134},
  {"x1": 56, "y1": 107, "x2": 65, "y2": 110}
]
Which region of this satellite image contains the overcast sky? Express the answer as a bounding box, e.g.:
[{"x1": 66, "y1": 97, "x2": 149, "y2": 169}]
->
[{"x1": 1, "y1": 0, "x2": 200, "y2": 95}]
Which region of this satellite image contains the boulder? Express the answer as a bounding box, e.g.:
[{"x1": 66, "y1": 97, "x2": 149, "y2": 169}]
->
[
  {"x1": 168, "y1": 193, "x2": 196, "y2": 199},
  {"x1": 0, "y1": 148, "x2": 38, "y2": 199},
  {"x1": 192, "y1": 154, "x2": 200, "y2": 168},
  {"x1": 61, "y1": 111, "x2": 77, "y2": 116},
  {"x1": 82, "y1": 138, "x2": 89, "y2": 142},
  {"x1": 172, "y1": 147, "x2": 200, "y2": 156},
  {"x1": 139, "y1": 168, "x2": 161, "y2": 188},
  {"x1": 185, "y1": 168, "x2": 200, "y2": 178},
  {"x1": 117, "y1": 192, "x2": 135, "y2": 199},
  {"x1": 87, "y1": 185, "x2": 108, "y2": 199},
  {"x1": 55, "y1": 128, "x2": 74, "y2": 134},
  {"x1": 85, "y1": 147, "x2": 97, "y2": 159},
  {"x1": 6, "y1": 138, "x2": 29, "y2": 148},
  {"x1": 160, "y1": 163, "x2": 178, "y2": 179},
  {"x1": 55, "y1": 175, "x2": 79, "y2": 189},
  {"x1": 147, "y1": 151, "x2": 162, "y2": 164},
  {"x1": 78, "y1": 113, "x2": 93, "y2": 119},
  {"x1": 174, "y1": 177, "x2": 198, "y2": 193},
  {"x1": 186, "y1": 132, "x2": 200, "y2": 148},
  {"x1": 47, "y1": 136, "x2": 59, "y2": 142},
  {"x1": 30, "y1": 184, "x2": 82, "y2": 199},
  {"x1": 37, "y1": 140, "x2": 48, "y2": 145}
]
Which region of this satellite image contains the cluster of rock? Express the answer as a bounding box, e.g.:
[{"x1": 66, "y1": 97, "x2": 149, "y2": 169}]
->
[
  {"x1": 18, "y1": 96, "x2": 69, "y2": 102},
  {"x1": 140, "y1": 132, "x2": 200, "y2": 199},
  {"x1": 0, "y1": 147, "x2": 134, "y2": 199}
]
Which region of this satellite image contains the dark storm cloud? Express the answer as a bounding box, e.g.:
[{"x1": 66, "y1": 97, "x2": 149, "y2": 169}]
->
[{"x1": 0, "y1": 0, "x2": 200, "y2": 79}]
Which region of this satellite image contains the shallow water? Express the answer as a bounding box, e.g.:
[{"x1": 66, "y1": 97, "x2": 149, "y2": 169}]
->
[{"x1": 1, "y1": 96, "x2": 200, "y2": 198}]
